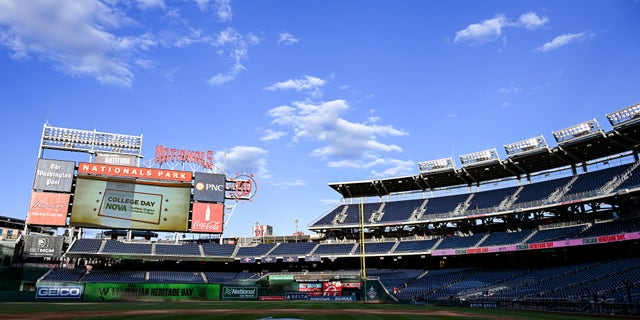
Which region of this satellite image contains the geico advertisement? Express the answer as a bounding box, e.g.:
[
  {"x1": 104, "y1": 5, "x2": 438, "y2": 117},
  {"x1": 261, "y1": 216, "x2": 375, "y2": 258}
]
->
[
  {"x1": 36, "y1": 285, "x2": 83, "y2": 299},
  {"x1": 70, "y1": 176, "x2": 190, "y2": 231}
]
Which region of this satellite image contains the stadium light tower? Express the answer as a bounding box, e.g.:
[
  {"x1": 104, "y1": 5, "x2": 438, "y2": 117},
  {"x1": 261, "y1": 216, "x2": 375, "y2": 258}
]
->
[
  {"x1": 504, "y1": 135, "x2": 549, "y2": 157},
  {"x1": 552, "y1": 119, "x2": 603, "y2": 144},
  {"x1": 459, "y1": 148, "x2": 500, "y2": 167},
  {"x1": 39, "y1": 123, "x2": 143, "y2": 159},
  {"x1": 606, "y1": 103, "x2": 640, "y2": 128},
  {"x1": 417, "y1": 157, "x2": 455, "y2": 173}
]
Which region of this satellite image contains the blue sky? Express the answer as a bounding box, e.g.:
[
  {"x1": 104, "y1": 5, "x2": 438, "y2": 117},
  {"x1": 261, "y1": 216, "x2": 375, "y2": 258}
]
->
[{"x1": 0, "y1": 0, "x2": 639, "y2": 238}]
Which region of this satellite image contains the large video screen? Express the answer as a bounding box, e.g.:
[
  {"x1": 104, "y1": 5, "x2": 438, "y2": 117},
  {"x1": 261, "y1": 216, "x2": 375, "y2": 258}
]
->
[{"x1": 70, "y1": 176, "x2": 191, "y2": 231}]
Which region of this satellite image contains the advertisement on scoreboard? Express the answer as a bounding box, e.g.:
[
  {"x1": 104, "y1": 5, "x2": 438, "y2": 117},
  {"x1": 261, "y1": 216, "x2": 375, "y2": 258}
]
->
[
  {"x1": 190, "y1": 202, "x2": 224, "y2": 233},
  {"x1": 32, "y1": 159, "x2": 75, "y2": 192},
  {"x1": 193, "y1": 172, "x2": 226, "y2": 203},
  {"x1": 26, "y1": 191, "x2": 70, "y2": 226},
  {"x1": 70, "y1": 176, "x2": 191, "y2": 231}
]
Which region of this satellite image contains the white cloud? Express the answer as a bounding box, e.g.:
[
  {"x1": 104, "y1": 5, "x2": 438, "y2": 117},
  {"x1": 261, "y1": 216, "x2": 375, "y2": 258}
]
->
[
  {"x1": 215, "y1": 146, "x2": 270, "y2": 180},
  {"x1": 454, "y1": 14, "x2": 508, "y2": 45},
  {"x1": 0, "y1": 0, "x2": 151, "y2": 86},
  {"x1": 518, "y1": 12, "x2": 549, "y2": 30},
  {"x1": 207, "y1": 73, "x2": 235, "y2": 85},
  {"x1": 136, "y1": 0, "x2": 166, "y2": 10},
  {"x1": 454, "y1": 12, "x2": 548, "y2": 46},
  {"x1": 272, "y1": 178, "x2": 307, "y2": 188},
  {"x1": 536, "y1": 32, "x2": 589, "y2": 53},
  {"x1": 215, "y1": 0, "x2": 232, "y2": 22},
  {"x1": 206, "y1": 27, "x2": 253, "y2": 86},
  {"x1": 278, "y1": 32, "x2": 298, "y2": 45},
  {"x1": 193, "y1": 0, "x2": 210, "y2": 11},
  {"x1": 267, "y1": 99, "x2": 407, "y2": 170},
  {"x1": 265, "y1": 75, "x2": 326, "y2": 95},
  {"x1": 260, "y1": 129, "x2": 286, "y2": 141},
  {"x1": 497, "y1": 85, "x2": 522, "y2": 94},
  {"x1": 370, "y1": 159, "x2": 416, "y2": 178}
]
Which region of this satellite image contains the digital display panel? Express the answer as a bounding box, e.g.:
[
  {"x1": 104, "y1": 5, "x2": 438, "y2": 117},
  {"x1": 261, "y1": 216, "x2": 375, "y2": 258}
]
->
[{"x1": 70, "y1": 176, "x2": 190, "y2": 231}]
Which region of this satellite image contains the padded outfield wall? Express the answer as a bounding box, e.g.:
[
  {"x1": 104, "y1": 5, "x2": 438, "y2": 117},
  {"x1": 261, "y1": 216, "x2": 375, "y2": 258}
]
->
[{"x1": 30, "y1": 278, "x2": 393, "y2": 303}]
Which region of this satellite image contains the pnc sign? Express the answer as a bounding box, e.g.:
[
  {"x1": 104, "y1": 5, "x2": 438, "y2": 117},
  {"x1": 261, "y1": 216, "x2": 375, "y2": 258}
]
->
[{"x1": 193, "y1": 172, "x2": 226, "y2": 203}]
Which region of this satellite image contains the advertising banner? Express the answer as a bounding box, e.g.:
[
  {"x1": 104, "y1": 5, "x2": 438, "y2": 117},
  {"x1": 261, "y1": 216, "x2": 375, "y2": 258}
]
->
[
  {"x1": 323, "y1": 281, "x2": 343, "y2": 296},
  {"x1": 23, "y1": 235, "x2": 64, "y2": 258},
  {"x1": 26, "y1": 192, "x2": 70, "y2": 226},
  {"x1": 254, "y1": 225, "x2": 272, "y2": 237},
  {"x1": 298, "y1": 282, "x2": 322, "y2": 293},
  {"x1": 190, "y1": 203, "x2": 223, "y2": 233},
  {"x1": 193, "y1": 172, "x2": 226, "y2": 203},
  {"x1": 70, "y1": 176, "x2": 190, "y2": 231},
  {"x1": 305, "y1": 255, "x2": 321, "y2": 262},
  {"x1": 221, "y1": 286, "x2": 259, "y2": 300},
  {"x1": 285, "y1": 292, "x2": 309, "y2": 301},
  {"x1": 78, "y1": 162, "x2": 192, "y2": 182},
  {"x1": 33, "y1": 159, "x2": 75, "y2": 192},
  {"x1": 261, "y1": 256, "x2": 276, "y2": 263},
  {"x1": 94, "y1": 153, "x2": 137, "y2": 166},
  {"x1": 83, "y1": 283, "x2": 220, "y2": 302},
  {"x1": 36, "y1": 284, "x2": 83, "y2": 299}
]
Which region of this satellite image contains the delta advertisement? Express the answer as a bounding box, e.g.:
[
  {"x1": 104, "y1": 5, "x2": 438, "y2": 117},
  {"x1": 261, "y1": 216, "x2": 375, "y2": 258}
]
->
[
  {"x1": 26, "y1": 192, "x2": 70, "y2": 226},
  {"x1": 70, "y1": 176, "x2": 191, "y2": 231},
  {"x1": 83, "y1": 283, "x2": 220, "y2": 301}
]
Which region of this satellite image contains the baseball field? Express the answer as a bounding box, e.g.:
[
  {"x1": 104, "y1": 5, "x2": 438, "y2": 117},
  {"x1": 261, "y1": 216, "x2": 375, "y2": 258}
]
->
[{"x1": 0, "y1": 301, "x2": 619, "y2": 320}]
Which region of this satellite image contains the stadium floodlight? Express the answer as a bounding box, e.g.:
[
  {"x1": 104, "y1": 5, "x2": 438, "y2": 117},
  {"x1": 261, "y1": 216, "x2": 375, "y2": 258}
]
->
[
  {"x1": 459, "y1": 148, "x2": 499, "y2": 167},
  {"x1": 606, "y1": 103, "x2": 640, "y2": 128},
  {"x1": 504, "y1": 135, "x2": 549, "y2": 157},
  {"x1": 41, "y1": 123, "x2": 143, "y2": 157},
  {"x1": 417, "y1": 157, "x2": 455, "y2": 173},
  {"x1": 551, "y1": 119, "x2": 602, "y2": 144}
]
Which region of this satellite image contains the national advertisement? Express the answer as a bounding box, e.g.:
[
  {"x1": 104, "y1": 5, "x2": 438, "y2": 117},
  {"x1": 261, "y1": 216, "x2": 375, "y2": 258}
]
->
[{"x1": 221, "y1": 286, "x2": 259, "y2": 300}]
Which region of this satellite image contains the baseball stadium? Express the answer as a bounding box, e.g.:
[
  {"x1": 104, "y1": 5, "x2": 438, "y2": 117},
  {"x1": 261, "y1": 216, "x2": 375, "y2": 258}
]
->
[{"x1": 2, "y1": 102, "x2": 640, "y2": 319}]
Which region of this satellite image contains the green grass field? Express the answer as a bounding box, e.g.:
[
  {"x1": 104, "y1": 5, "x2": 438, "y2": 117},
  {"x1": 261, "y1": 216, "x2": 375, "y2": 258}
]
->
[{"x1": 0, "y1": 301, "x2": 616, "y2": 320}]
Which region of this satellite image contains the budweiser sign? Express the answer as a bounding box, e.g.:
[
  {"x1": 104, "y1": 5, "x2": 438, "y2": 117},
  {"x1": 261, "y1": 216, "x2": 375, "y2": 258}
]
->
[
  {"x1": 191, "y1": 202, "x2": 223, "y2": 233},
  {"x1": 27, "y1": 192, "x2": 70, "y2": 226}
]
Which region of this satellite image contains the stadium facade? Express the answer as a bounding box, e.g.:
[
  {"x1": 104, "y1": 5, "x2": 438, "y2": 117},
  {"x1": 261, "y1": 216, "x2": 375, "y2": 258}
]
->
[{"x1": 3, "y1": 103, "x2": 640, "y2": 314}]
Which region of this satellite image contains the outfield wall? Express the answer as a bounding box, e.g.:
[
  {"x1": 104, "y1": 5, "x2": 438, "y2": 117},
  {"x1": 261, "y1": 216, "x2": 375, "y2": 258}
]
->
[{"x1": 29, "y1": 279, "x2": 391, "y2": 302}]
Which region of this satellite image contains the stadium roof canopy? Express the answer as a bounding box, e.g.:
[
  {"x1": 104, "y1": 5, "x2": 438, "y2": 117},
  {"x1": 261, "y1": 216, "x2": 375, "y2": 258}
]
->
[{"x1": 329, "y1": 104, "x2": 640, "y2": 198}]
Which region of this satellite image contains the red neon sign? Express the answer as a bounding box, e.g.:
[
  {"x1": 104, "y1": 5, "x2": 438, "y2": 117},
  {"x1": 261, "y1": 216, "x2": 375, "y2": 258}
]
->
[{"x1": 155, "y1": 145, "x2": 214, "y2": 169}]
